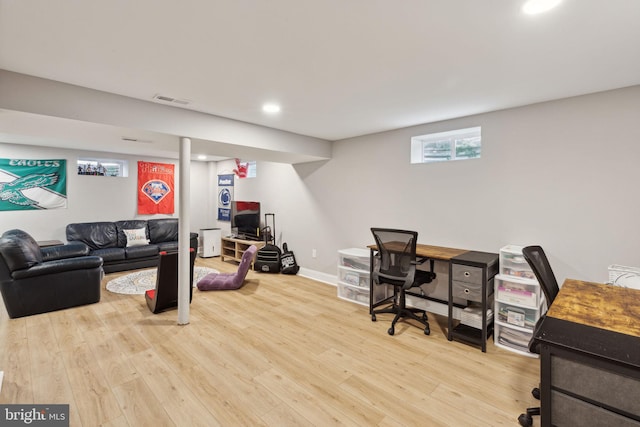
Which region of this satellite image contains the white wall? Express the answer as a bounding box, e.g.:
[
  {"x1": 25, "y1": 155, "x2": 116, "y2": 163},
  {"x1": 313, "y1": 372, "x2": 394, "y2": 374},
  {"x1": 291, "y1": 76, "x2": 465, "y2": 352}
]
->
[
  {"x1": 0, "y1": 142, "x2": 212, "y2": 241},
  {"x1": 3, "y1": 86, "x2": 639, "y2": 286},
  {"x1": 232, "y1": 86, "x2": 640, "y2": 285}
]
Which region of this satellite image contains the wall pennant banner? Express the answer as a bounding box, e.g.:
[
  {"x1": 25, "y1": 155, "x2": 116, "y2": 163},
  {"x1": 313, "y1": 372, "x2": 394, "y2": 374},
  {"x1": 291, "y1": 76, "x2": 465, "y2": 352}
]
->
[
  {"x1": 0, "y1": 158, "x2": 67, "y2": 211},
  {"x1": 138, "y1": 161, "x2": 175, "y2": 214},
  {"x1": 217, "y1": 174, "x2": 234, "y2": 221}
]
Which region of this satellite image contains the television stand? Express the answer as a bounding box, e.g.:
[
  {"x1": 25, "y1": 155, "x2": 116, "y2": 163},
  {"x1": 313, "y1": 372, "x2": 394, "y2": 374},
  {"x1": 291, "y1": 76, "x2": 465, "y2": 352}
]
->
[
  {"x1": 221, "y1": 237, "x2": 265, "y2": 267},
  {"x1": 237, "y1": 234, "x2": 262, "y2": 242}
]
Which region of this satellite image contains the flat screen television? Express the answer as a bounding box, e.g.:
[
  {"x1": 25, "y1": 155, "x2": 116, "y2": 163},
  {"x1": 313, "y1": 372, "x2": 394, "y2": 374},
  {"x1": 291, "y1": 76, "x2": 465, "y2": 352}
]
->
[{"x1": 231, "y1": 201, "x2": 261, "y2": 240}]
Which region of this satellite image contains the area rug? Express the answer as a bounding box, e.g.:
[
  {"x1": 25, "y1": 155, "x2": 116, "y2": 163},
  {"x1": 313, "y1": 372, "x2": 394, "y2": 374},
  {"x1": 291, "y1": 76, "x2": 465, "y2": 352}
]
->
[{"x1": 106, "y1": 266, "x2": 219, "y2": 295}]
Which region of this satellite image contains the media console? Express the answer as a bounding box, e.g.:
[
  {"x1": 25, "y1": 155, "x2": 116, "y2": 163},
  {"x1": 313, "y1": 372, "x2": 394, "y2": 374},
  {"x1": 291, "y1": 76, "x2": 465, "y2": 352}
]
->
[{"x1": 220, "y1": 236, "x2": 265, "y2": 268}]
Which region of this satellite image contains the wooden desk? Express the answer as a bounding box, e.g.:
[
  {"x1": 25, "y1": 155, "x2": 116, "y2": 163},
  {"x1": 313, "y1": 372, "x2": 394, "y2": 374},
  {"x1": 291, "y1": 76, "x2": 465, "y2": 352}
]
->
[
  {"x1": 536, "y1": 279, "x2": 640, "y2": 426},
  {"x1": 367, "y1": 243, "x2": 467, "y2": 260},
  {"x1": 367, "y1": 243, "x2": 498, "y2": 352}
]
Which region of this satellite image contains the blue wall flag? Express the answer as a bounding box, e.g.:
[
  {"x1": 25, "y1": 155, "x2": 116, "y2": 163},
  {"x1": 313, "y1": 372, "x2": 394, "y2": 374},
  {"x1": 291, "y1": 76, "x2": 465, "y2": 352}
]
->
[
  {"x1": 217, "y1": 174, "x2": 234, "y2": 221},
  {"x1": 0, "y1": 158, "x2": 67, "y2": 211}
]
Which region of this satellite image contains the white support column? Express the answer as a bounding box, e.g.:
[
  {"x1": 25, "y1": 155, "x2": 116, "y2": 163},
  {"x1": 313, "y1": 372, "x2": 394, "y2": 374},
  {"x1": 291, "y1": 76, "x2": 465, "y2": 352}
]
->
[{"x1": 178, "y1": 137, "x2": 191, "y2": 325}]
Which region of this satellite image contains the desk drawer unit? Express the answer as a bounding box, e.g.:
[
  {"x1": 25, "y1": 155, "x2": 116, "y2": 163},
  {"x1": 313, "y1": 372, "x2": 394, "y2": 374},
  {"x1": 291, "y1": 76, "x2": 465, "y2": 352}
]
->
[
  {"x1": 451, "y1": 264, "x2": 493, "y2": 303},
  {"x1": 451, "y1": 280, "x2": 489, "y2": 302},
  {"x1": 451, "y1": 264, "x2": 484, "y2": 285},
  {"x1": 448, "y1": 251, "x2": 499, "y2": 352},
  {"x1": 551, "y1": 355, "x2": 640, "y2": 421}
]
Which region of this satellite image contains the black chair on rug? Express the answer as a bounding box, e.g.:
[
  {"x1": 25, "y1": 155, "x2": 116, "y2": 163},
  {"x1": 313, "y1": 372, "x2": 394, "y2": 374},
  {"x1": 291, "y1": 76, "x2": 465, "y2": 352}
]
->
[
  {"x1": 518, "y1": 245, "x2": 561, "y2": 427},
  {"x1": 145, "y1": 248, "x2": 196, "y2": 314},
  {"x1": 370, "y1": 228, "x2": 436, "y2": 336}
]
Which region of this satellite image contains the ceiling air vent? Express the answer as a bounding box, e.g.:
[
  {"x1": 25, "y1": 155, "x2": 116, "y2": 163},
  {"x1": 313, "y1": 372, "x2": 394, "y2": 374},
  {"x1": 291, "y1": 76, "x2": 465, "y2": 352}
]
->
[
  {"x1": 121, "y1": 137, "x2": 153, "y2": 143},
  {"x1": 152, "y1": 94, "x2": 191, "y2": 105}
]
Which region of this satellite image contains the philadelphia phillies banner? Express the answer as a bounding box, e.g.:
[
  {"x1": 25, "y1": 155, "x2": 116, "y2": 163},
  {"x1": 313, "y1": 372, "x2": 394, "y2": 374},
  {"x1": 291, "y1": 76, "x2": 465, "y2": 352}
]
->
[
  {"x1": 0, "y1": 158, "x2": 67, "y2": 211},
  {"x1": 138, "y1": 161, "x2": 174, "y2": 214}
]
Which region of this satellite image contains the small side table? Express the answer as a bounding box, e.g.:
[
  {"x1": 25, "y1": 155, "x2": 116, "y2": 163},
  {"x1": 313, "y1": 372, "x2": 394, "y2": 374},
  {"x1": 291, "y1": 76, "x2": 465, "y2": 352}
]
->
[{"x1": 37, "y1": 240, "x2": 64, "y2": 248}]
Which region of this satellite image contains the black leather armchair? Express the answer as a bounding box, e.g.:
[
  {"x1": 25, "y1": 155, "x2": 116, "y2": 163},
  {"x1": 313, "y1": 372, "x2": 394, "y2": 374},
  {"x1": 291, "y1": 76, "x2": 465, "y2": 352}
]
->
[{"x1": 0, "y1": 229, "x2": 103, "y2": 319}]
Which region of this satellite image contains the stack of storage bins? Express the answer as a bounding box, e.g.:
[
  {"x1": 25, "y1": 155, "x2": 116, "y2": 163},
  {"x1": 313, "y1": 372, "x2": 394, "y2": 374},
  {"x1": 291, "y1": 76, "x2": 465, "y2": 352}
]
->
[
  {"x1": 337, "y1": 248, "x2": 388, "y2": 306},
  {"x1": 493, "y1": 245, "x2": 545, "y2": 357}
]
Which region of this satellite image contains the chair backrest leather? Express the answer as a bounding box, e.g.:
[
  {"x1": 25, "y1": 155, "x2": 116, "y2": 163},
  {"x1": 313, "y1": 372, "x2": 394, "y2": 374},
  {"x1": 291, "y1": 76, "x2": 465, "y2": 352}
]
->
[
  {"x1": 522, "y1": 245, "x2": 560, "y2": 305},
  {"x1": 147, "y1": 248, "x2": 195, "y2": 313},
  {"x1": 0, "y1": 229, "x2": 43, "y2": 272},
  {"x1": 523, "y1": 245, "x2": 560, "y2": 354}
]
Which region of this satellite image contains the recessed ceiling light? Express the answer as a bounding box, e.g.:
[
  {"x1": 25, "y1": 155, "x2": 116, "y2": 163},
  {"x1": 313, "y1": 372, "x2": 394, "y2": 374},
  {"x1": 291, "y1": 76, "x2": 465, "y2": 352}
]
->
[
  {"x1": 522, "y1": 0, "x2": 561, "y2": 14},
  {"x1": 197, "y1": 154, "x2": 207, "y2": 160},
  {"x1": 522, "y1": 0, "x2": 562, "y2": 15},
  {"x1": 262, "y1": 103, "x2": 281, "y2": 113}
]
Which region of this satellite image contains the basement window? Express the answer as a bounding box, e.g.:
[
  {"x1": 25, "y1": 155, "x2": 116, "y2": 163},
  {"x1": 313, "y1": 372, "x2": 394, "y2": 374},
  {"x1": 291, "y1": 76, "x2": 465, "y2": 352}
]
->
[
  {"x1": 411, "y1": 126, "x2": 481, "y2": 164},
  {"x1": 77, "y1": 158, "x2": 128, "y2": 177}
]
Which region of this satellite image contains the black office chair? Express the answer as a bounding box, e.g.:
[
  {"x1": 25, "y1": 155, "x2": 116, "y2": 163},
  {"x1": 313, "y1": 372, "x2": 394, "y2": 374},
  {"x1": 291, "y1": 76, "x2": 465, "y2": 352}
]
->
[
  {"x1": 370, "y1": 228, "x2": 436, "y2": 336},
  {"x1": 518, "y1": 245, "x2": 560, "y2": 427}
]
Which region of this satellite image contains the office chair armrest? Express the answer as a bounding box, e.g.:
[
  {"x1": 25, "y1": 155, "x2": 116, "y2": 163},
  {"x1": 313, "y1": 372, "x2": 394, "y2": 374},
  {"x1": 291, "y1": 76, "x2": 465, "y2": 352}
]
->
[{"x1": 414, "y1": 256, "x2": 429, "y2": 265}]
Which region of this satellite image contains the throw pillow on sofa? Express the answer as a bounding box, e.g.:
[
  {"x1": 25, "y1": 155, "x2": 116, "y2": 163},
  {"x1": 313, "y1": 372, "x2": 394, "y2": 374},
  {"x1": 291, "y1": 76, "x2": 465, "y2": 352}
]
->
[{"x1": 123, "y1": 228, "x2": 150, "y2": 247}]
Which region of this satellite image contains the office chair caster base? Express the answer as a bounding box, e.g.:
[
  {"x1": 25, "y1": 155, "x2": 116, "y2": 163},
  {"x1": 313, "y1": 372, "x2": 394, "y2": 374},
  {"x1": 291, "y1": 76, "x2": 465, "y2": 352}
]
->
[
  {"x1": 532, "y1": 387, "x2": 540, "y2": 400},
  {"x1": 388, "y1": 327, "x2": 394, "y2": 335},
  {"x1": 517, "y1": 413, "x2": 533, "y2": 427},
  {"x1": 424, "y1": 326, "x2": 430, "y2": 335},
  {"x1": 371, "y1": 313, "x2": 376, "y2": 322}
]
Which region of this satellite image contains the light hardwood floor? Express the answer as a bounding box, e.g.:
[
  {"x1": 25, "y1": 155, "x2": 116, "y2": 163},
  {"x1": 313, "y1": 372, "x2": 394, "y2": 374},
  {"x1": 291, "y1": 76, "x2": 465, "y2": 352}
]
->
[{"x1": 0, "y1": 257, "x2": 540, "y2": 426}]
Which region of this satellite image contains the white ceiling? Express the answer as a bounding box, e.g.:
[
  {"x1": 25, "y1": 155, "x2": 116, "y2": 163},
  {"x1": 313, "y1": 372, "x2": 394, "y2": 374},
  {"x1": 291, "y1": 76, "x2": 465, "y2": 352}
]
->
[{"x1": 1, "y1": 0, "x2": 639, "y2": 152}]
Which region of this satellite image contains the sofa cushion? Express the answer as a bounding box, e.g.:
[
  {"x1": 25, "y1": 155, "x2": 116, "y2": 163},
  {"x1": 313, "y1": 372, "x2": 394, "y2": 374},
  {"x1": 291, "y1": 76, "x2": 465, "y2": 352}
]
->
[
  {"x1": 115, "y1": 220, "x2": 149, "y2": 247},
  {"x1": 125, "y1": 244, "x2": 159, "y2": 259},
  {"x1": 0, "y1": 229, "x2": 43, "y2": 272},
  {"x1": 67, "y1": 222, "x2": 118, "y2": 250},
  {"x1": 91, "y1": 247, "x2": 126, "y2": 262},
  {"x1": 148, "y1": 218, "x2": 178, "y2": 244}
]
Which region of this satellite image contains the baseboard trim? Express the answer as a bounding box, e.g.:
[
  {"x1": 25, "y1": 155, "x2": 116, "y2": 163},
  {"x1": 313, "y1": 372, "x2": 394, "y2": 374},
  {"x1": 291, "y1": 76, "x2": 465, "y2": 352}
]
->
[{"x1": 298, "y1": 267, "x2": 337, "y2": 286}]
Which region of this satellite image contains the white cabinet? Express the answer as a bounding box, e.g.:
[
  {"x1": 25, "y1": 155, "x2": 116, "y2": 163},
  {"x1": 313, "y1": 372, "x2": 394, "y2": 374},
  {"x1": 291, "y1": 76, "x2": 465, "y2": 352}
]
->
[
  {"x1": 198, "y1": 228, "x2": 222, "y2": 257},
  {"x1": 337, "y1": 248, "x2": 388, "y2": 306},
  {"x1": 494, "y1": 245, "x2": 545, "y2": 357}
]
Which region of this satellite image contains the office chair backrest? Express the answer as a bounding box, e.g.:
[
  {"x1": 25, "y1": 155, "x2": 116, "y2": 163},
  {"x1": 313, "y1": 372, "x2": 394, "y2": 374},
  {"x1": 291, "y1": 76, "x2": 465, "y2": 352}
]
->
[
  {"x1": 522, "y1": 245, "x2": 560, "y2": 305},
  {"x1": 370, "y1": 228, "x2": 418, "y2": 289}
]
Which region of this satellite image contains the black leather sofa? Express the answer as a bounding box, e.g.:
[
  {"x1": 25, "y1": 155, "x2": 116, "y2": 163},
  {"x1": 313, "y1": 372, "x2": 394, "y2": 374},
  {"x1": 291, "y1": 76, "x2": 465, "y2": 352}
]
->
[
  {"x1": 0, "y1": 229, "x2": 103, "y2": 319},
  {"x1": 66, "y1": 218, "x2": 198, "y2": 273}
]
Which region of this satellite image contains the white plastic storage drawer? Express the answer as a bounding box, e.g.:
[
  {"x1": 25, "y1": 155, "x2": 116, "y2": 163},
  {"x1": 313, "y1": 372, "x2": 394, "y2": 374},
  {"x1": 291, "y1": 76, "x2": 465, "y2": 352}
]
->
[
  {"x1": 338, "y1": 266, "x2": 369, "y2": 288},
  {"x1": 496, "y1": 301, "x2": 539, "y2": 330},
  {"x1": 494, "y1": 323, "x2": 536, "y2": 357},
  {"x1": 499, "y1": 245, "x2": 536, "y2": 280},
  {"x1": 338, "y1": 248, "x2": 370, "y2": 271},
  {"x1": 495, "y1": 274, "x2": 540, "y2": 308},
  {"x1": 338, "y1": 281, "x2": 386, "y2": 306}
]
